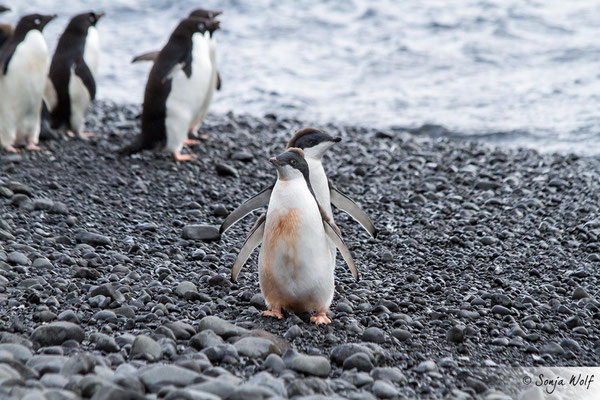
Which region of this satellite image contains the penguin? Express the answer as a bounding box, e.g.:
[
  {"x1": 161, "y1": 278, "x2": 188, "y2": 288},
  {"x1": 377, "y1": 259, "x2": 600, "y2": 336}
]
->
[
  {"x1": 131, "y1": 8, "x2": 222, "y2": 140},
  {"x1": 220, "y1": 128, "x2": 377, "y2": 238},
  {"x1": 121, "y1": 17, "x2": 220, "y2": 161},
  {"x1": 231, "y1": 148, "x2": 358, "y2": 324},
  {"x1": 45, "y1": 12, "x2": 104, "y2": 138},
  {"x1": 0, "y1": 13, "x2": 55, "y2": 152},
  {"x1": 0, "y1": 5, "x2": 11, "y2": 49}
]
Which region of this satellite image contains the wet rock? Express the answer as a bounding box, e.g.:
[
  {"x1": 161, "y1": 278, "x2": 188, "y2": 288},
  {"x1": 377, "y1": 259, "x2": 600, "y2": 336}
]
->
[
  {"x1": 371, "y1": 380, "x2": 399, "y2": 398},
  {"x1": 138, "y1": 364, "x2": 202, "y2": 393},
  {"x1": 416, "y1": 360, "x2": 437, "y2": 373},
  {"x1": 572, "y1": 287, "x2": 590, "y2": 300},
  {"x1": 190, "y1": 330, "x2": 224, "y2": 350},
  {"x1": 197, "y1": 316, "x2": 248, "y2": 338},
  {"x1": 89, "y1": 283, "x2": 125, "y2": 304},
  {"x1": 75, "y1": 231, "x2": 112, "y2": 246},
  {"x1": 447, "y1": 325, "x2": 466, "y2": 343},
  {"x1": 7, "y1": 251, "x2": 30, "y2": 266},
  {"x1": 234, "y1": 337, "x2": 278, "y2": 359},
  {"x1": 247, "y1": 371, "x2": 287, "y2": 397},
  {"x1": 343, "y1": 353, "x2": 373, "y2": 372},
  {"x1": 215, "y1": 162, "x2": 238, "y2": 177},
  {"x1": 176, "y1": 281, "x2": 198, "y2": 297},
  {"x1": 284, "y1": 350, "x2": 330, "y2": 377},
  {"x1": 362, "y1": 327, "x2": 385, "y2": 344}
]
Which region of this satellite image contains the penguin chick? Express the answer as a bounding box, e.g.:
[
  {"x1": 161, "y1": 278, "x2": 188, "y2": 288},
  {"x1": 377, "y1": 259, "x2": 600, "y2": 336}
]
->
[
  {"x1": 46, "y1": 12, "x2": 104, "y2": 138},
  {"x1": 231, "y1": 148, "x2": 358, "y2": 324},
  {"x1": 220, "y1": 128, "x2": 377, "y2": 238},
  {"x1": 121, "y1": 17, "x2": 220, "y2": 161},
  {"x1": 0, "y1": 13, "x2": 55, "y2": 152}
]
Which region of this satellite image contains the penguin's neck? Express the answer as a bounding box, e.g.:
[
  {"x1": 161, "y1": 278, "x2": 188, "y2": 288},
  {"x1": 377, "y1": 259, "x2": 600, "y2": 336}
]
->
[{"x1": 306, "y1": 157, "x2": 332, "y2": 218}]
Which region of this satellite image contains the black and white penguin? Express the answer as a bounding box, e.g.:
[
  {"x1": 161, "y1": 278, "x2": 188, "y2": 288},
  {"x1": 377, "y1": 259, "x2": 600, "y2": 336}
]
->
[
  {"x1": 121, "y1": 17, "x2": 220, "y2": 161},
  {"x1": 0, "y1": 5, "x2": 11, "y2": 49},
  {"x1": 45, "y1": 12, "x2": 104, "y2": 138},
  {"x1": 131, "y1": 8, "x2": 222, "y2": 96},
  {"x1": 0, "y1": 13, "x2": 55, "y2": 152}
]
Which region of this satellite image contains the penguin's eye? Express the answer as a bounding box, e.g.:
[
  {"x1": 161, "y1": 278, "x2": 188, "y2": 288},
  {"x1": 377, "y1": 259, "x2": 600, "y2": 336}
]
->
[
  {"x1": 308, "y1": 140, "x2": 317, "y2": 147},
  {"x1": 34, "y1": 18, "x2": 41, "y2": 25},
  {"x1": 198, "y1": 23, "x2": 205, "y2": 30},
  {"x1": 89, "y1": 16, "x2": 95, "y2": 22},
  {"x1": 290, "y1": 159, "x2": 297, "y2": 167}
]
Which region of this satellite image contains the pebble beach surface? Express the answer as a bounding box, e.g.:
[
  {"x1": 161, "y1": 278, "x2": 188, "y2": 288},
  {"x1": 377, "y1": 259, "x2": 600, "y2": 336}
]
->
[{"x1": 1, "y1": 101, "x2": 600, "y2": 399}]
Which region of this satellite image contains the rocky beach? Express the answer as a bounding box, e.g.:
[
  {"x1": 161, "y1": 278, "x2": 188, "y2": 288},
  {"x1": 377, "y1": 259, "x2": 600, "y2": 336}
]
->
[{"x1": 1, "y1": 101, "x2": 599, "y2": 399}]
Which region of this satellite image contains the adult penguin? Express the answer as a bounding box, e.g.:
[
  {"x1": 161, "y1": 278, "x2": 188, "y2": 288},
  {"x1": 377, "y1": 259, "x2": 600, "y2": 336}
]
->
[
  {"x1": 121, "y1": 17, "x2": 220, "y2": 161},
  {"x1": 0, "y1": 13, "x2": 55, "y2": 152},
  {"x1": 45, "y1": 12, "x2": 104, "y2": 138}
]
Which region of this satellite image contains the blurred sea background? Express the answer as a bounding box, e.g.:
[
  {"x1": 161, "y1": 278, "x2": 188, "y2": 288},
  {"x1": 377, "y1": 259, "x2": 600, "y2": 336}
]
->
[{"x1": 3, "y1": 0, "x2": 600, "y2": 154}]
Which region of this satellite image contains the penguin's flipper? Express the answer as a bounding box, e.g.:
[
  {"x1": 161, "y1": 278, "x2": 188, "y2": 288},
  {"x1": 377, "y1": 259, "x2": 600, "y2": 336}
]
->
[
  {"x1": 220, "y1": 184, "x2": 273, "y2": 234},
  {"x1": 131, "y1": 50, "x2": 160, "y2": 63},
  {"x1": 216, "y1": 71, "x2": 221, "y2": 90},
  {"x1": 231, "y1": 214, "x2": 266, "y2": 282},
  {"x1": 329, "y1": 179, "x2": 377, "y2": 239},
  {"x1": 323, "y1": 219, "x2": 359, "y2": 281},
  {"x1": 74, "y1": 58, "x2": 96, "y2": 100}
]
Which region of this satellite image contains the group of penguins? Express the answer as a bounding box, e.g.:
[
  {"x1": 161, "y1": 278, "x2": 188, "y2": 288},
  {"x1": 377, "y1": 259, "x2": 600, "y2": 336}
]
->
[
  {"x1": 0, "y1": 6, "x2": 221, "y2": 160},
  {"x1": 0, "y1": 7, "x2": 378, "y2": 324}
]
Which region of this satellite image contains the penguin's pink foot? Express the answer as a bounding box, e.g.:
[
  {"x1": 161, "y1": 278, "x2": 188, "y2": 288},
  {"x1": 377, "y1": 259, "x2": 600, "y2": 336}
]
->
[
  {"x1": 172, "y1": 152, "x2": 197, "y2": 162},
  {"x1": 66, "y1": 130, "x2": 76, "y2": 137},
  {"x1": 188, "y1": 128, "x2": 199, "y2": 137},
  {"x1": 262, "y1": 309, "x2": 283, "y2": 320},
  {"x1": 200, "y1": 134, "x2": 210, "y2": 140},
  {"x1": 80, "y1": 132, "x2": 97, "y2": 138},
  {"x1": 184, "y1": 139, "x2": 200, "y2": 146},
  {"x1": 25, "y1": 142, "x2": 41, "y2": 151},
  {"x1": 310, "y1": 312, "x2": 331, "y2": 325},
  {"x1": 4, "y1": 145, "x2": 20, "y2": 153}
]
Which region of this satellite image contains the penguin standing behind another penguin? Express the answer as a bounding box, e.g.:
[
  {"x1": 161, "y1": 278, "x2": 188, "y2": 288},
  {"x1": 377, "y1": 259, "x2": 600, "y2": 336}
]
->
[
  {"x1": 0, "y1": 13, "x2": 55, "y2": 152},
  {"x1": 231, "y1": 148, "x2": 358, "y2": 324},
  {"x1": 121, "y1": 17, "x2": 220, "y2": 161},
  {"x1": 45, "y1": 12, "x2": 104, "y2": 138}
]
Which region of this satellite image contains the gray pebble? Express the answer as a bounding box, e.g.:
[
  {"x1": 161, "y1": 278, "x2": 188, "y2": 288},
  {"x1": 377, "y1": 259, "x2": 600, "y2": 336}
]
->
[
  {"x1": 30, "y1": 322, "x2": 84, "y2": 347},
  {"x1": 130, "y1": 335, "x2": 163, "y2": 361},
  {"x1": 182, "y1": 225, "x2": 220, "y2": 241}
]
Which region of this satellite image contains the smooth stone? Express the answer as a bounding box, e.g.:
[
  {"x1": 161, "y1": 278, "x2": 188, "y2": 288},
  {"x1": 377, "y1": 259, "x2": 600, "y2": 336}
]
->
[
  {"x1": 138, "y1": 364, "x2": 202, "y2": 393},
  {"x1": 32, "y1": 258, "x2": 52, "y2": 269},
  {"x1": 247, "y1": 371, "x2": 287, "y2": 397},
  {"x1": 447, "y1": 325, "x2": 466, "y2": 343},
  {"x1": 165, "y1": 321, "x2": 196, "y2": 340},
  {"x1": 491, "y1": 305, "x2": 511, "y2": 316},
  {"x1": 362, "y1": 327, "x2": 385, "y2": 344},
  {"x1": 182, "y1": 225, "x2": 220, "y2": 241},
  {"x1": 215, "y1": 162, "x2": 238, "y2": 177},
  {"x1": 541, "y1": 342, "x2": 565, "y2": 356},
  {"x1": 75, "y1": 231, "x2": 111, "y2": 246},
  {"x1": 262, "y1": 353, "x2": 286, "y2": 374},
  {"x1": 370, "y1": 367, "x2": 406, "y2": 384},
  {"x1": 163, "y1": 389, "x2": 220, "y2": 400},
  {"x1": 371, "y1": 380, "x2": 399, "y2": 398},
  {"x1": 60, "y1": 353, "x2": 95, "y2": 375},
  {"x1": 30, "y1": 322, "x2": 84, "y2": 346},
  {"x1": 93, "y1": 333, "x2": 120, "y2": 353},
  {"x1": 7, "y1": 251, "x2": 30, "y2": 266},
  {"x1": 190, "y1": 330, "x2": 224, "y2": 350},
  {"x1": 343, "y1": 353, "x2": 373, "y2": 372},
  {"x1": 572, "y1": 287, "x2": 589, "y2": 300},
  {"x1": 0, "y1": 343, "x2": 33, "y2": 363},
  {"x1": 89, "y1": 284, "x2": 125, "y2": 304},
  {"x1": 176, "y1": 281, "x2": 198, "y2": 297},
  {"x1": 285, "y1": 351, "x2": 330, "y2": 377},
  {"x1": 25, "y1": 355, "x2": 68, "y2": 375},
  {"x1": 234, "y1": 337, "x2": 278, "y2": 359},
  {"x1": 391, "y1": 329, "x2": 412, "y2": 341},
  {"x1": 130, "y1": 335, "x2": 163, "y2": 361},
  {"x1": 416, "y1": 360, "x2": 437, "y2": 373},
  {"x1": 197, "y1": 316, "x2": 248, "y2": 338}
]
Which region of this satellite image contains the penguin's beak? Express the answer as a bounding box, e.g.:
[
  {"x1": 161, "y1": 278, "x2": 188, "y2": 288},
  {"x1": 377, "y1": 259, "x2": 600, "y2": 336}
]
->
[
  {"x1": 0, "y1": 5, "x2": 10, "y2": 13},
  {"x1": 40, "y1": 14, "x2": 56, "y2": 29},
  {"x1": 269, "y1": 157, "x2": 283, "y2": 167},
  {"x1": 331, "y1": 137, "x2": 342, "y2": 143},
  {"x1": 96, "y1": 12, "x2": 105, "y2": 20},
  {"x1": 211, "y1": 10, "x2": 223, "y2": 18}
]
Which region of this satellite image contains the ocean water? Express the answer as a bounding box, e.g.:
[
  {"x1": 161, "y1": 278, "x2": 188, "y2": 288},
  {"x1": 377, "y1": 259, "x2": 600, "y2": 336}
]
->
[{"x1": 3, "y1": 0, "x2": 600, "y2": 155}]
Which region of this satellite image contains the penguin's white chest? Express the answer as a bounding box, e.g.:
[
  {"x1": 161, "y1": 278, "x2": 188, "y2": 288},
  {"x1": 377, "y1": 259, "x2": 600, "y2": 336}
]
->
[
  {"x1": 258, "y1": 180, "x2": 335, "y2": 312},
  {"x1": 83, "y1": 26, "x2": 100, "y2": 77},
  {"x1": 307, "y1": 158, "x2": 333, "y2": 219},
  {"x1": 0, "y1": 30, "x2": 48, "y2": 146}
]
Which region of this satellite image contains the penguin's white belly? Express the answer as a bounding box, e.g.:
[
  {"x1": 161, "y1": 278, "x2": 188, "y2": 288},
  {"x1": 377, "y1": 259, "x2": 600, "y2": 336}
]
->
[
  {"x1": 307, "y1": 158, "x2": 337, "y2": 261},
  {"x1": 259, "y1": 181, "x2": 334, "y2": 312},
  {"x1": 190, "y1": 34, "x2": 217, "y2": 129},
  {"x1": 68, "y1": 69, "x2": 91, "y2": 134},
  {"x1": 164, "y1": 34, "x2": 212, "y2": 153},
  {"x1": 0, "y1": 30, "x2": 47, "y2": 146}
]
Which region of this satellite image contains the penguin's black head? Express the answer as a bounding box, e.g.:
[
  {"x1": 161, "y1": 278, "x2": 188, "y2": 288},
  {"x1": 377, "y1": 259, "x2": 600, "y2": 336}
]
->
[
  {"x1": 0, "y1": 5, "x2": 10, "y2": 13},
  {"x1": 286, "y1": 127, "x2": 341, "y2": 160},
  {"x1": 269, "y1": 148, "x2": 310, "y2": 183},
  {"x1": 189, "y1": 8, "x2": 222, "y2": 20},
  {"x1": 179, "y1": 17, "x2": 220, "y2": 37},
  {"x1": 17, "y1": 14, "x2": 56, "y2": 33},
  {"x1": 67, "y1": 12, "x2": 104, "y2": 34}
]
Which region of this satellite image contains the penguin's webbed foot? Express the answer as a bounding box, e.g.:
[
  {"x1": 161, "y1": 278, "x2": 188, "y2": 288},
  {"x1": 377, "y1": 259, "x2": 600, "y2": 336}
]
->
[
  {"x1": 66, "y1": 130, "x2": 76, "y2": 138},
  {"x1": 310, "y1": 312, "x2": 331, "y2": 325},
  {"x1": 184, "y1": 139, "x2": 201, "y2": 146},
  {"x1": 79, "y1": 132, "x2": 97, "y2": 138},
  {"x1": 172, "y1": 152, "x2": 197, "y2": 162},
  {"x1": 25, "y1": 143, "x2": 42, "y2": 151},
  {"x1": 4, "y1": 145, "x2": 20, "y2": 153},
  {"x1": 262, "y1": 309, "x2": 283, "y2": 320}
]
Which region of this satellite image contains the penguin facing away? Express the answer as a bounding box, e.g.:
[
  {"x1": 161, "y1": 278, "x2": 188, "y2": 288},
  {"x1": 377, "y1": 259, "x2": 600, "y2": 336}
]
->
[
  {"x1": 121, "y1": 17, "x2": 220, "y2": 161},
  {"x1": 0, "y1": 13, "x2": 55, "y2": 152},
  {"x1": 46, "y1": 12, "x2": 104, "y2": 138},
  {"x1": 0, "y1": 5, "x2": 11, "y2": 49},
  {"x1": 231, "y1": 148, "x2": 358, "y2": 324},
  {"x1": 219, "y1": 128, "x2": 377, "y2": 238}
]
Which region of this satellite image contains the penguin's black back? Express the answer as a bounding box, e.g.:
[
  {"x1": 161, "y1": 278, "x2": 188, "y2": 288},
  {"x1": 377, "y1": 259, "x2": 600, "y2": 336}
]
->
[{"x1": 48, "y1": 12, "x2": 99, "y2": 130}]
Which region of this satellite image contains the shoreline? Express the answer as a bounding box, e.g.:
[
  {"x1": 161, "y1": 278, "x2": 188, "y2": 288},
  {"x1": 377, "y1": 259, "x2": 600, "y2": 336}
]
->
[{"x1": 1, "y1": 101, "x2": 599, "y2": 399}]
